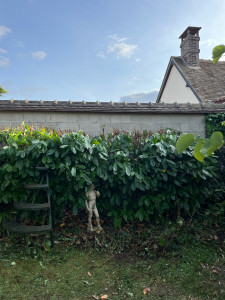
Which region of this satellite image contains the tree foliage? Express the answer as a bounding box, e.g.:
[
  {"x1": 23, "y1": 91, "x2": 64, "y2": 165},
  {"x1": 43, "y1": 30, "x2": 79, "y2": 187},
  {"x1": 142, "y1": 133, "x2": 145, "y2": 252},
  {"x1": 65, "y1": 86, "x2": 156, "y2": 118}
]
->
[
  {"x1": 0, "y1": 86, "x2": 7, "y2": 97},
  {"x1": 212, "y1": 44, "x2": 225, "y2": 63},
  {"x1": 205, "y1": 113, "x2": 225, "y2": 138}
]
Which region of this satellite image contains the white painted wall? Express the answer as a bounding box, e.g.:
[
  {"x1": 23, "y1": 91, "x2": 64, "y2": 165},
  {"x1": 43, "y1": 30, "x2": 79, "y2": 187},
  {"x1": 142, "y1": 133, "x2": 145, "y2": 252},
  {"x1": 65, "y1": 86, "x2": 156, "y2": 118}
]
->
[{"x1": 160, "y1": 65, "x2": 199, "y2": 103}]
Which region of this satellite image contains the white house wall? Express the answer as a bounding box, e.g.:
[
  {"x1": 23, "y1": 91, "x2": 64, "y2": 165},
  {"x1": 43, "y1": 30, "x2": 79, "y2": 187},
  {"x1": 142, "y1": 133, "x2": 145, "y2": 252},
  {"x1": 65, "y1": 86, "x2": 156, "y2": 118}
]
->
[{"x1": 160, "y1": 65, "x2": 199, "y2": 103}]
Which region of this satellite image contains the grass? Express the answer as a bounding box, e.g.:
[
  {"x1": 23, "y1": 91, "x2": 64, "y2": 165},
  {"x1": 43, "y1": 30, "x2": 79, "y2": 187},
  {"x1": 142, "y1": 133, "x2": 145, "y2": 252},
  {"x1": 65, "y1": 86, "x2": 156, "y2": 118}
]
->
[{"x1": 0, "y1": 221, "x2": 224, "y2": 300}]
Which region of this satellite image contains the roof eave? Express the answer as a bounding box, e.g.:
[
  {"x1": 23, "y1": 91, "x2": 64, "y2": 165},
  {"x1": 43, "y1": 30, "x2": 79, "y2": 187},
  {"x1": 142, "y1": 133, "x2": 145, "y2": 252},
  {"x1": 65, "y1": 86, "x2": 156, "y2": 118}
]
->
[
  {"x1": 157, "y1": 57, "x2": 203, "y2": 104},
  {"x1": 156, "y1": 57, "x2": 174, "y2": 103}
]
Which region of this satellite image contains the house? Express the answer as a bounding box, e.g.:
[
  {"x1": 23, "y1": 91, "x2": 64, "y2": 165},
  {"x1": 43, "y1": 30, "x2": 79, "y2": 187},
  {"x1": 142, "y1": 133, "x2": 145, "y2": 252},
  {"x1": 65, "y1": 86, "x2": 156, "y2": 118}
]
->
[{"x1": 156, "y1": 26, "x2": 225, "y2": 104}]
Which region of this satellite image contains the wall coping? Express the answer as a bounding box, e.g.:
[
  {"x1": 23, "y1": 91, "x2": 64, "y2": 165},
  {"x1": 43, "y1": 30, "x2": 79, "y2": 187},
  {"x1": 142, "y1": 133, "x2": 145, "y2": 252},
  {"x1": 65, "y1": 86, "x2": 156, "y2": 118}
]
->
[{"x1": 1, "y1": 100, "x2": 225, "y2": 114}]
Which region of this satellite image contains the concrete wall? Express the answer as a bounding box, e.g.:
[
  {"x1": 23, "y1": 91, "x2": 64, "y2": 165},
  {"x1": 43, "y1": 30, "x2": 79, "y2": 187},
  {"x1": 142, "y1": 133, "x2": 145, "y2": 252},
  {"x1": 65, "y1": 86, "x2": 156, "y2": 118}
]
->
[
  {"x1": 0, "y1": 111, "x2": 205, "y2": 137},
  {"x1": 160, "y1": 65, "x2": 198, "y2": 103}
]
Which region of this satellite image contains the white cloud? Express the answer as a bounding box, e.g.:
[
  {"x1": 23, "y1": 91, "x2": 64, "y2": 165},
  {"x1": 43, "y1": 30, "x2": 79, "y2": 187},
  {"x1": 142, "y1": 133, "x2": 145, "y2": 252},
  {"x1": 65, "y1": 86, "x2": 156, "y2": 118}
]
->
[
  {"x1": 107, "y1": 34, "x2": 128, "y2": 43},
  {"x1": 135, "y1": 58, "x2": 141, "y2": 62},
  {"x1": 0, "y1": 48, "x2": 7, "y2": 54},
  {"x1": 108, "y1": 42, "x2": 138, "y2": 59},
  {"x1": 0, "y1": 25, "x2": 11, "y2": 40},
  {"x1": 120, "y1": 91, "x2": 159, "y2": 103},
  {"x1": 107, "y1": 34, "x2": 138, "y2": 59},
  {"x1": 97, "y1": 52, "x2": 106, "y2": 59},
  {"x1": 32, "y1": 50, "x2": 48, "y2": 60},
  {"x1": 0, "y1": 56, "x2": 10, "y2": 67},
  {"x1": 219, "y1": 54, "x2": 225, "y2": 61},
  {"x1": 200, "y1": 39, "x2": 219, "y2": 47},
  {"x1": 13, "y1": 39, "x2": 25, "y2": 48},
  {"x1": 127, "y1": 76, "x2": 141, "y2": 85}
]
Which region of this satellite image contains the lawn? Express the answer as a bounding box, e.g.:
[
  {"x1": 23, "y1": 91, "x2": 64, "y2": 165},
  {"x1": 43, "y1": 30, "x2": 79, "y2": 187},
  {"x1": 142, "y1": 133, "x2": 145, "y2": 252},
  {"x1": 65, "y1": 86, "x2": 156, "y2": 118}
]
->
[{"x1": 0, "y1": 216, "x2": 224, "y2": 300}]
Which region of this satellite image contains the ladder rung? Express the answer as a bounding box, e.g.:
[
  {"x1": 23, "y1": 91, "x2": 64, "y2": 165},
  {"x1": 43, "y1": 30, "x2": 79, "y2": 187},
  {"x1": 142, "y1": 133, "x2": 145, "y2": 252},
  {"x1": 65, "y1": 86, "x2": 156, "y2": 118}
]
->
[
  {"x1": 24, "y1": 183, "x2": 48, "y2": 190},
  {"x1": 3, "y1": 219, "x2": 52, "y2": 234},
  {"x1": 14, "y1": 202, "x2": 50, "y2": 211},
  {"x1": 36, "y1": 167, "x2": 48, "y2": 171}
]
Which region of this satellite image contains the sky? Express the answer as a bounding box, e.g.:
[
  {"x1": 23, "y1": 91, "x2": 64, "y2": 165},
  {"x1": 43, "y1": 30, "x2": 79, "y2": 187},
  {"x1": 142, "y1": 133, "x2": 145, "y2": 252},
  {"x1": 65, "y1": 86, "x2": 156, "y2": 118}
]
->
[{"x1": 1, "y1": 0, "x2": 225, "y2": 102}]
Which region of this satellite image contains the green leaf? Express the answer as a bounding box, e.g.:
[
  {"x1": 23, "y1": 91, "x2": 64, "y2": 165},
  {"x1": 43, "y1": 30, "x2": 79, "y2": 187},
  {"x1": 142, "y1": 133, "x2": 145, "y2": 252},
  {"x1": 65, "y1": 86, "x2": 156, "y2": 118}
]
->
[
  {"x1": 42, "y1": 156, "x2": 47, "y2": 164},
  {"x1": 131, "y1": 182, "x2": 136, "y2": 191},
  {"x1": 144, "y1": 198, "x2": 150, "y2": 207},
  {"x1": 73, "y1": 205, "x2": 78, "y2": 215},
  {"x1": 125, "y1": 165, "x2": 131, "y2": 176},
  {"x1": 162, "y1": 173, "x2": 168, "y2": 181},
  {"x1": 113, "y1": 162, "x2": 117, "y2": 172},
  {"x1": 156, "y1": 156, "x2": 161, "y2": 162},
  {"x1": 176, "y1": 133, "x2": 195, "y2": 154},
  {"x1": 93, "y1": 157, "x2": 99, "y2": 166},
  {"x1": 200, "y1": 131, "x2": 224, "y2": 157},
  {"x1": 97, "y1": 167, "x2": 102, "y2": 176},
  {"x1": 193, "y1": 142, "x2": 205, "y2": 162},
  {"x1": 135, "y1": 209, "x2": 144, "y2": 221},
  {"x1": 150, "y1": 158, "x2": 155, "y2": 167},
  {"x1": 47, "y1": 149, "x2": 55, "y2": 156},
  {"x1": 113, "y1": 217, "x2": 122, "y2": 228},
  {"x1": 60, "y1": 145, "x2": 69, "y2": 149},
  {"x1": 20, "y1": 151, "x2": 26, "y2": 158},
  {"x1": 71, "y1": 167, "x2": 76, "y2": 177},
  {"x1": 71, "y1": 146, "x2": 77, "y2": 154},
  {"x1": 209, "y1": 131, "x2": 224, "y2": 151},
  {"x1": 135, "y1": 172, "x2": 142, "y2": 180},
  {"x1": 65, "y1": 156, "x2": 71, "y2": 166},
  {"x1": 43, "y1": 240, "x2": 51, "y2": 252},
  {"x1": 212, "y1": 45, "x2": 225, "y2": 63}
]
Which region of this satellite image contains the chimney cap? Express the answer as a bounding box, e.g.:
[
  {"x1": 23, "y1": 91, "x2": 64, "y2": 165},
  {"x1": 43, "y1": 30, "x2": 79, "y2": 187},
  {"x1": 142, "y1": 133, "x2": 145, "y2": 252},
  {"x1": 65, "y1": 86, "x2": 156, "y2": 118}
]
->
[{"x1": 179, "y1": 26, "x2": 201, "y2": 39}]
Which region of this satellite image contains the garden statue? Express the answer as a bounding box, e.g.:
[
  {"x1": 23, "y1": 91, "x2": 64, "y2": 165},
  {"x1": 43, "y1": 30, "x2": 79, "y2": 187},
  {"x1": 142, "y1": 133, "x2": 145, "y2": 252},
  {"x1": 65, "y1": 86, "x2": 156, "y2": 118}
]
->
[{"x1": 85, "y1": 184, "x2": 102, "y2": 232}]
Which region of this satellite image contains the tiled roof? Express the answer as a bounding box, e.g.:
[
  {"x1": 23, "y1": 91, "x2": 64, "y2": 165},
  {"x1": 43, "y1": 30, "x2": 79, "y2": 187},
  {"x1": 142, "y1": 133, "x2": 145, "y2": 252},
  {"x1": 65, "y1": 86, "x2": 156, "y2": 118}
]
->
[
  {"x1": 157, "y1": 57, "x2": 225, "y2": 103},
  {"x1": 213, "y1": 96, "x2": 225, "y2": 104},
  {"x1": 0, "y1": 99, "x2": 225, "y2": 114}
]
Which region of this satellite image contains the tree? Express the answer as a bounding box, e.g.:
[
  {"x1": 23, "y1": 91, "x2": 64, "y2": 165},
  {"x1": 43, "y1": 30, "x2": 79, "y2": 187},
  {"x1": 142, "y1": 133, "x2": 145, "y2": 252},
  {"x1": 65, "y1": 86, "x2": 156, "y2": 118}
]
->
[
  {"x1": 212, "y1": 45, "x2": 225, "y2": 63},
  {"x1": 0, "y1": 86, "x2": 7, "y2": 97}
]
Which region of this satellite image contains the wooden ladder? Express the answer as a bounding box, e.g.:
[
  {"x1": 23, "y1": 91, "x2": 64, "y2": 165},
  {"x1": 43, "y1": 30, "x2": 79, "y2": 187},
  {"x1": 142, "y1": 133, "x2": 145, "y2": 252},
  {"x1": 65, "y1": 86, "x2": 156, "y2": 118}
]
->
[{"x1": 3, "y1": 167, "x2": 54, "y2": 247}]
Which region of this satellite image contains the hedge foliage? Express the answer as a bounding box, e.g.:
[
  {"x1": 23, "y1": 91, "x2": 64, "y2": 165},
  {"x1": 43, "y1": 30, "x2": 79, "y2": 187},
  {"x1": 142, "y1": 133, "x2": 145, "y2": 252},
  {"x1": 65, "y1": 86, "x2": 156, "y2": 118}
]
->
[
  {"x1": 205, "y1": 113, "x2": 225, "y2": 177},
  {"x1": 0, "y1": 125, "x2": 218, "y2": 227},
  {"x1": 205, "y1": 113, "x2": 225, "y2": 138}
]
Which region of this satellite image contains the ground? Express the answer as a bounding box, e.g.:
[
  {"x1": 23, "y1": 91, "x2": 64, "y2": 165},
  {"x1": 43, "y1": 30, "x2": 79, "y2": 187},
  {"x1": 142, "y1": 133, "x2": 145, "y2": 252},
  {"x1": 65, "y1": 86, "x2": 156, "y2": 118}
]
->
[{"x1": 0, "y1": 212, "x2": 224, "y2": 300}]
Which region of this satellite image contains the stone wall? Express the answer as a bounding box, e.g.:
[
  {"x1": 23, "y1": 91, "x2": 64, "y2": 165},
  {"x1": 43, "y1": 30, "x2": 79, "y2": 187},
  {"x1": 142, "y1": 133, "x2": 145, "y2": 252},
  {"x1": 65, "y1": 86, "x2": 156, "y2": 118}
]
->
[
  {"x1": 1, "y1": 100, "x2": 225, "y2": 137},
  {"x1": 0, "y1": 111, "x2": 205, "y2": 137}
]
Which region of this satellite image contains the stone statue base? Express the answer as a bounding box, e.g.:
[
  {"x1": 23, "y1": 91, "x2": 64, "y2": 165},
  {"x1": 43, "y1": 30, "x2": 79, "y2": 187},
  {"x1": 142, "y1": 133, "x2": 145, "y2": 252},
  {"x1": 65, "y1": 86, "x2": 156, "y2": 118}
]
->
[{"x1": 87, "y1": 225, "x2": 103, "y2": 232}]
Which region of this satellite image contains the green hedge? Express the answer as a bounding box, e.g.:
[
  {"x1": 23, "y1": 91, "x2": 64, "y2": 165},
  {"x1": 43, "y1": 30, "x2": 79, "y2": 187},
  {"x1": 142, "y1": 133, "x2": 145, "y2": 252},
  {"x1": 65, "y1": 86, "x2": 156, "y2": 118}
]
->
[
  {"x1": 205, "y1": 113, "x2": 225, "y2": 137},
  {"x1": 0, "y1": 125, "x2": 218, "y2": 227},
  {"x1": 205, "y1": 113, "x2": 225, "y2": 178}
]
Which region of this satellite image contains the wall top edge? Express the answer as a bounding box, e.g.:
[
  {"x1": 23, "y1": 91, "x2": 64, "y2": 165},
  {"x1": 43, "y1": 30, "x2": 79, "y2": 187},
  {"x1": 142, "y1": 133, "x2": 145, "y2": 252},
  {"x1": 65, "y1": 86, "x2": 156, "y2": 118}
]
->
[{"x1": 0, "y1": 100, "x2": 225, "y2": 113}]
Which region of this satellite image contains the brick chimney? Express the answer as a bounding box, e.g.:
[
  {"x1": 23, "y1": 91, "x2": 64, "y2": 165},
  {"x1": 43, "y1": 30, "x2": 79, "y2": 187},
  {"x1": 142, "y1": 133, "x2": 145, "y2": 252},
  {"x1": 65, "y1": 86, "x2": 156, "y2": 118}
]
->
[{"x1": 179, "y1": 26, "x2": 201, "y2": 67}]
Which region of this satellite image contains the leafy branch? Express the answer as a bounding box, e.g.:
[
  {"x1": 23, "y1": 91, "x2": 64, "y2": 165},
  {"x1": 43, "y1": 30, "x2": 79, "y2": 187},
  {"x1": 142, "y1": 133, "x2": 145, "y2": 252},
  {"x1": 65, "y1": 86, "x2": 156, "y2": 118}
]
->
[
  {"x1": 0, "y1": 86, "x2": 7, "y2": 97},
  {"x1": 212, "y1": 44, "x2": 225, "y2": 63},
  {"x1": 176, "y1": 132, "x2": 224, "y2": 161}
]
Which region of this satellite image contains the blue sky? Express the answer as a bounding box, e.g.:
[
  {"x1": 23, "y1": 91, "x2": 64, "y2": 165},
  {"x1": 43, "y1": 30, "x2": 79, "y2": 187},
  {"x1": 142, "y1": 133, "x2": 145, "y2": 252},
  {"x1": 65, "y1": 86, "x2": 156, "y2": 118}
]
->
[{"x1": 1, "y1": 0, "x2": 225, "y2": 102}]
